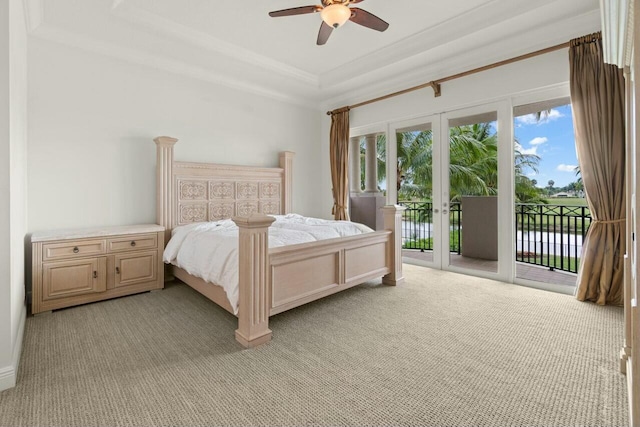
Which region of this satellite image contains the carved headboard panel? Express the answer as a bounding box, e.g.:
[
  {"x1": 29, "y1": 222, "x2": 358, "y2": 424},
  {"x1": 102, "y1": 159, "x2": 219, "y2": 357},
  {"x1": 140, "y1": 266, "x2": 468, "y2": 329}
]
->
[
  {"x1": 176, "y1": 177, "x2": 282, "y2": 225},
  {"x1": 154, "y1": 136, "x2": 294, "y2": 244}
]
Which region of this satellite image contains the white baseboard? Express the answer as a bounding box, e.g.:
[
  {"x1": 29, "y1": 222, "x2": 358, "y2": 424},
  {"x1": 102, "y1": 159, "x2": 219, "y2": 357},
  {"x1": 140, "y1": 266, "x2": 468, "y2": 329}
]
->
[{"x1": 0, "y1": 304, "x2": 26, "y2": 392}]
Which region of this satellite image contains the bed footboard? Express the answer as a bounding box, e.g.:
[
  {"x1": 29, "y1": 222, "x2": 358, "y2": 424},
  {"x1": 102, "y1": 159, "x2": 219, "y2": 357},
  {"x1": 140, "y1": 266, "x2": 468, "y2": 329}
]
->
[
  {"x1": 232, "y1": 205, "x2": 404, "y2": 348},
  {"x1": 269, "y1": 231, "x2": 391, "y2": 315}
]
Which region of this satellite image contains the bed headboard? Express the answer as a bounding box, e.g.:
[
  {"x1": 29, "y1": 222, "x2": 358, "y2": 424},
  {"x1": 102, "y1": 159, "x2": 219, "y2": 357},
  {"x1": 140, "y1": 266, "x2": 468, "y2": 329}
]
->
[{"x1": 154, "y1": 136, "x2": 294, "y2": 244}]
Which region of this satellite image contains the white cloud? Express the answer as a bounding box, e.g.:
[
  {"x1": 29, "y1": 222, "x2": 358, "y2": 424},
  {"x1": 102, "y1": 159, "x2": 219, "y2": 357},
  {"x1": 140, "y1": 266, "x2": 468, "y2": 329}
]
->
[
  {"x1": 556, "y1": 164, "x2": 577, "y2": 172},
  {"x1": 529, "y1": 137, "x2": 548, "y2": 145},
  {"x1": 515, "y1": 142, "x2": 538, "y2": 156},
  {"x1": 516, "y1": 108, "x2": 564, "y2": 125},
  {"x1": 546, "y1": 109, "x2": 563, "y2": 120},
  {"x1": 516, "y1": 115, "x2": 537, "y2": 125}
]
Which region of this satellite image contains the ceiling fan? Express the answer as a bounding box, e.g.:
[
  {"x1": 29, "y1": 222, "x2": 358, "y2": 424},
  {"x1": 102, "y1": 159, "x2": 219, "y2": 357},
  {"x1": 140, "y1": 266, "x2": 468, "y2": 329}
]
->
[{"x1": 269, "y1": 0, "x2": 389, "y2": 45}]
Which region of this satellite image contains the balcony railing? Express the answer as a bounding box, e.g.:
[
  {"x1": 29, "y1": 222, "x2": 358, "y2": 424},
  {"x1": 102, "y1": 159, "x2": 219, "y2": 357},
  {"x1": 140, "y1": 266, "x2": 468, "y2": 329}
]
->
[
  {"x1": 400, "y1": 201, "x2": 462, "y2": 253},
  {"x1": 398, "y1": 201, "x2": 592, "y2": 274},
  {"x1": 515, "y1": 203, "x2": 591, "y2": 273}
]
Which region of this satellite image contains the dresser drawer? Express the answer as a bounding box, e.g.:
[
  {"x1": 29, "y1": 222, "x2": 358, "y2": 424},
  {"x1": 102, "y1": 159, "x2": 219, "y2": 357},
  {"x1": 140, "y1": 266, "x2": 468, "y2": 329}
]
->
[
  {"x1": 43, "y1": 239, "x2": 106, "y2": 261},
  {"x1": 107, "y1": 234, "x2": 157, "y2": 253}
]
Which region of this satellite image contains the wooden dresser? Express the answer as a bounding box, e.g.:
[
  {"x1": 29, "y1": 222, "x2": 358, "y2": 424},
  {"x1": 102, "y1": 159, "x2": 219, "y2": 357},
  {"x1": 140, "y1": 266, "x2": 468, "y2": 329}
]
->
[{"x1": 31, "y1": 224, "x2": 165, "y2": 314}]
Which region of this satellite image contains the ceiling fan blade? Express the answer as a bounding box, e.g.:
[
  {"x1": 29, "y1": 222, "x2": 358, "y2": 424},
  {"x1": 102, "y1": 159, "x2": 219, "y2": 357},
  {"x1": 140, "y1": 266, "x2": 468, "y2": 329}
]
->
[
  {"x1": 348, "y1": 7, "x2": 389, "y2": 32},
  {"x1": 269, "y1": 6, "x2": 321, "y2": 17},
  {"x1": 348, "y1": 0, "x2": 366, "y2": 3},
  {"x1": 317, "y1": 22, "x2": 333, "y2": 45}
]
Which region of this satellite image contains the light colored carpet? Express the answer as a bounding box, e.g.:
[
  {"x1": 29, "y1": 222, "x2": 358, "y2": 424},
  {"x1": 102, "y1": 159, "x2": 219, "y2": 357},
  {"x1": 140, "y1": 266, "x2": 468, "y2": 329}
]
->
[{"x1": 0, "y1": 264, "x2": 628, "y2": 426}]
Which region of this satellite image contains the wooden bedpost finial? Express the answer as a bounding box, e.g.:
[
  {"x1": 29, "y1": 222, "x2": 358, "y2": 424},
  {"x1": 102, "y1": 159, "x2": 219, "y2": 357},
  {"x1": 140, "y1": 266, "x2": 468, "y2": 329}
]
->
[{"x1": 154, "y1": 136, "x2": 178, "y2": 147}]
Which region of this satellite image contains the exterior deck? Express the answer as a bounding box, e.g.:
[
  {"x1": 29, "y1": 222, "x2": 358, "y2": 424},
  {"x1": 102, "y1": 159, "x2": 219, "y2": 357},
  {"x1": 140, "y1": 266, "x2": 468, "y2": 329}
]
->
[{"x1": 402, "y1": 249, "x2": 577, "y2": 287}]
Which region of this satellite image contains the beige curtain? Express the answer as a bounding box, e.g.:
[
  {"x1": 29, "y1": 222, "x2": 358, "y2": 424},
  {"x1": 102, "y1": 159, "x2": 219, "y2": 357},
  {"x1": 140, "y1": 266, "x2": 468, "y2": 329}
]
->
[
  {"x1": 329, "y1": 107, "x2": 351, "y2": 221},
  {"x1": 570, "y1": 32, "x2": 626, "y2": 306}
]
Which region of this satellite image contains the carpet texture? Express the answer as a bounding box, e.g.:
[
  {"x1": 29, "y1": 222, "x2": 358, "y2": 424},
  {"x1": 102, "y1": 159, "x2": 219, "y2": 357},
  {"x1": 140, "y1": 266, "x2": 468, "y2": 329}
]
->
[{"x1": 0, "y1": 264, "x2": 628, "y2": 426}]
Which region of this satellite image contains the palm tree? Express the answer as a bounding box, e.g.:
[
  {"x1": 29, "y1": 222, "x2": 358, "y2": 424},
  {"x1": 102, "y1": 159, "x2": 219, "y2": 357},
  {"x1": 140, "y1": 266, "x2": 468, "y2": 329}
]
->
[
  {"x1": 373, "y1": 131, "x2": 433, "y2": 200},
  {"x1": 447, "y1": 123, "x2": 497, "y2": 200},
  {"x1": 363, "y1": 122, "x2": 544, "y2": 204},
  {"x1": 547, "y1": 180, "x2": 555, "y2": 195},
  {"x1": 514, "y1": 144, "x2": 545, "y2": 204}
]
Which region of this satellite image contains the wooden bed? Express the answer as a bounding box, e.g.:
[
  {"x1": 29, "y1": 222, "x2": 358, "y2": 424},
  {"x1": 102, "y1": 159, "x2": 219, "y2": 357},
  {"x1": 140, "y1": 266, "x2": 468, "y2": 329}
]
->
[{"x1": 154, "y1": 136, "x2": 404, "y2": 347}]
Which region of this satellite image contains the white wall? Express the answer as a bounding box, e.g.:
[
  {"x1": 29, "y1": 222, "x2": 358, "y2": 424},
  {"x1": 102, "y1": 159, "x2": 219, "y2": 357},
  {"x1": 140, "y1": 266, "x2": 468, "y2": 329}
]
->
[
  {"x1": 0, "y1": 0, "x2": 12, "y2": 386},
  {"x1": 0, "y1": 0, "x2": 28, "y2": 392},
  {"x1": 27, "y1": 37, "x2": 325, "y2": 233},
  {"x1": 319, "y1": 50, "x2": 573, "y2": 212}
]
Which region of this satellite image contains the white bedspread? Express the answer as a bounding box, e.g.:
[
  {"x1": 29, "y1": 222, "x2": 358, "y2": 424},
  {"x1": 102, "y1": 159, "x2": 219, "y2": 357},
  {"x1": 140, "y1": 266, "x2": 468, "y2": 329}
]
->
[{"x1": 163, "y1": 214, "x2": 373, "y2": 314}]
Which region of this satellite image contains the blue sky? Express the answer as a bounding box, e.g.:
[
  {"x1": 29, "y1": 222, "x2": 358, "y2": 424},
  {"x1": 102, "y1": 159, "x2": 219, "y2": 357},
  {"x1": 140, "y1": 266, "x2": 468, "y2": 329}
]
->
[{"x1": 514, "y1": 104, "x2": 578, "y2": 188}]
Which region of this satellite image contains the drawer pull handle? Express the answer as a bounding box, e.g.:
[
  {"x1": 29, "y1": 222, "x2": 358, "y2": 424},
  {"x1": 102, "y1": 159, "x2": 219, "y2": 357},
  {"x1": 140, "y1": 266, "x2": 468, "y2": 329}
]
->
[
  {"x1": 93, "y1": 271, "x2": 97, "y2": 279},
  {"x1": 73, "y1": 247, "x2": 79, "y2": 253},
  {"x1": 130, "y1": 241, "x2": 136, "y2": 247},
  {"x1": 115, "y1": 267, "x2": 120, "y2": 275}
]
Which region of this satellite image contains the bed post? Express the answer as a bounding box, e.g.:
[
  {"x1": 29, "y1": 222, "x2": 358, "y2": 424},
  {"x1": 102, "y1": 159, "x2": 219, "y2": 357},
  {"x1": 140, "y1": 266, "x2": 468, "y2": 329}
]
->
[
  {"x1": 154, "y1": 136, "x2": 178, "y2": 245},
  {"x1": 279, "y1": 151, "x2": 294, "y2": 214},
  {"x1": 233, "y1": 215, "x2": 276, "y2": 348},
  {"x1": 382, "y1": 205, "x2": 405, "y2": 286}
]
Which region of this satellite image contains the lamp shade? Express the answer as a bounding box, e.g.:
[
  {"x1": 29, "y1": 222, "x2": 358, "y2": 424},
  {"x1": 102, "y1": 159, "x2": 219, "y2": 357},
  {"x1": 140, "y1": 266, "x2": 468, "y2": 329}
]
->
[{"x1": 321, "y1": 4, "x2": 351, "y2": 28}]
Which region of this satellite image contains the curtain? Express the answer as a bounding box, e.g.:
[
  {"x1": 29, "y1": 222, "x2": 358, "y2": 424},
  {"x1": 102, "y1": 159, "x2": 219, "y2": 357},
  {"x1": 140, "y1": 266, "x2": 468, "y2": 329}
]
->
[
  {"x1": 570, "y1": 32, "x2": 626, "y2": 306},
  {"x1": 329, "y1": 107, "x2": 351, "y2": 221}
]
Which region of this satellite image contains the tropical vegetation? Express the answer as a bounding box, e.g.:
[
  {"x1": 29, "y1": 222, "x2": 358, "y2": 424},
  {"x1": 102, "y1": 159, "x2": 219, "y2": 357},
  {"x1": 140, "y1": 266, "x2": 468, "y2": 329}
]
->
[{"x1": 360, "y1": 122, "x2": 549, "y2": 204}]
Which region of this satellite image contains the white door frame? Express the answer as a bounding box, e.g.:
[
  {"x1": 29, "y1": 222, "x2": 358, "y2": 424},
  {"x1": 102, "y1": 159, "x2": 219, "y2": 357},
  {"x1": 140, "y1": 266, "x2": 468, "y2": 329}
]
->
[
  {"x1": 388, "y1": 115, "x2": 442, "y2": 269},
  {"x1": 387, "y1": 101, "x2": 514, "y2": 282},
  {"x1": 439, "y1": 101, "x2": 513, "y2": 282}
]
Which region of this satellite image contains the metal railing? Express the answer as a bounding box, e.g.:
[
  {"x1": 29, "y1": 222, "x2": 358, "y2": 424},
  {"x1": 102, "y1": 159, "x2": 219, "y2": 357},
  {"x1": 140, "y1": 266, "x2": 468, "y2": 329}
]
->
[
  {"x1": 399, "y1": 201, "x2": 462, "y2": 254},
  {"x1": 515, "y1": 203, "x2": 591, "y2": 273},
  {"x1": 398, "y1": 200, "x2": 592, "y2": 274}
]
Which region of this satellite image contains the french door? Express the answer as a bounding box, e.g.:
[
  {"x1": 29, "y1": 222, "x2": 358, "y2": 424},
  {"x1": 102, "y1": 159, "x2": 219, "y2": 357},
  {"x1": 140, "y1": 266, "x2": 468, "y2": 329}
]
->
[{"x1": 389, "y1": 102, "x2": 512, "y2": 281}]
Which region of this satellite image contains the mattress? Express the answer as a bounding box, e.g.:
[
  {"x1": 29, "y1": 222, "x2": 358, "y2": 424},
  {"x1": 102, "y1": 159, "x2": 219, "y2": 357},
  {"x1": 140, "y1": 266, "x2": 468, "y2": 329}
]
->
[{"x1": 163, "y1": 214, "x2": 373, "y2": 314}]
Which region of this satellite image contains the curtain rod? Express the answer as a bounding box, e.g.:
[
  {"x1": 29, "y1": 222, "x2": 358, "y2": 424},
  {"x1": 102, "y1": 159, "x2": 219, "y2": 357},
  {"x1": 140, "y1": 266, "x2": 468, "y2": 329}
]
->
[{"x1": 326, "y1": 40, "x2": 572, "y2": 116}]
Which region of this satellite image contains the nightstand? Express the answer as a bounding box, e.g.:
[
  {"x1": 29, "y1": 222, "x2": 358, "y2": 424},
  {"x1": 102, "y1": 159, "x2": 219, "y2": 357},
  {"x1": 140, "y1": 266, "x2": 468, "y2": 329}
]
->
[{"x1": 31, "y1": 224, "x2": 165, "y2": 314}]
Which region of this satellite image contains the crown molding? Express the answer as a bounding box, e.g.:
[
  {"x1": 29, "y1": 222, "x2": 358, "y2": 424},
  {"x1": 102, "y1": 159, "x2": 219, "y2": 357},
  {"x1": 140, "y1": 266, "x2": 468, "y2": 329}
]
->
[
  {"x1": 32, "y1": 24, "x2": 320, "y2": 109},
  {"x1": 110, "y1": 0, "x2": 319, "y2": 87},
  {"x1": 317, "y1": 0, "x2": 561, "y2": 88},
  {"x1": 23, "y1": 0, "x2": 44, "y2": 33},
  {"x1": 320, "y1": 8, "x2": 601, "y2": 111},
  {"x1": 600, "y1": 0, "x2": 634, "y2": 67}
]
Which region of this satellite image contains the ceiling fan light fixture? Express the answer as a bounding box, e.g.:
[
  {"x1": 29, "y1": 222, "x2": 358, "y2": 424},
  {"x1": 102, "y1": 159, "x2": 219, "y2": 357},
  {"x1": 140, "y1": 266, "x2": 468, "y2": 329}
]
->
[{"x1": 320, "y1": 4, "x2": 351, "y2": 28}]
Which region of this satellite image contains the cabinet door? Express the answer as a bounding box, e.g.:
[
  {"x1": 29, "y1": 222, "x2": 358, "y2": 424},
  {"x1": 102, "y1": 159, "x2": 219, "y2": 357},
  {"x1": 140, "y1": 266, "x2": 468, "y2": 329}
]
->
[
  {"x1": 42, "y1": 257, "x2": 107, "y2": 301},
  {"x1": 114, "y1": 251, "x2": 157, "y2": 288}
]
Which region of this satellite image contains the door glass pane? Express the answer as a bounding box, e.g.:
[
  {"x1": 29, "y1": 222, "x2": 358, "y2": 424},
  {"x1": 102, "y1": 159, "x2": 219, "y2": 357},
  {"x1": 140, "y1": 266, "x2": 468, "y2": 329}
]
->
[
  {"x1": 348, "y1": 134, "x2": 386, "y2": 231},
  {"x1": 395, "y1": 123, "x2": 434, "y2": 265},
  {"x1": 447, "y1": 113, "x2": 498, "y2": 273},
  {"x1": 513, "y1": 100, "x2": 581, "y2": 287}
]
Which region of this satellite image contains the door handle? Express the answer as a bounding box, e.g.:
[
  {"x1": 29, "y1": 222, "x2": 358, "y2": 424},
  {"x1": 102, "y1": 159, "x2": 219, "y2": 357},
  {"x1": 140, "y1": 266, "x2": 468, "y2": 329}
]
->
[
  {"x1": 434, "y1": 209, "x2": 439, "y2": 214},
  {"x1": 443, "y1": 210, "x2": 448, "y2": 214},
  {"x1": 93, "y1": 271, "x2": 97, "y2": 279},
  {"x1": 115, "y1": 267, "x2": 120, "y2": 275}
]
